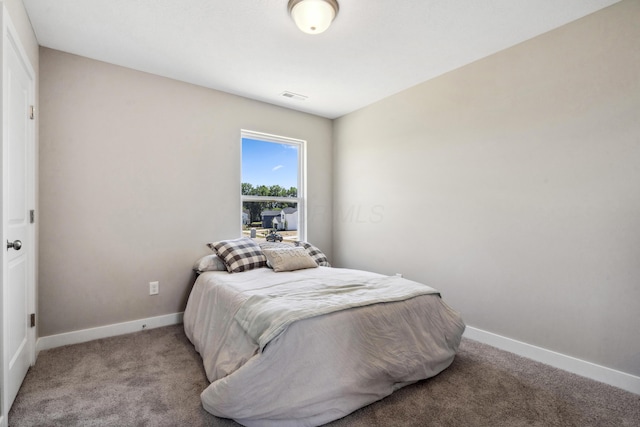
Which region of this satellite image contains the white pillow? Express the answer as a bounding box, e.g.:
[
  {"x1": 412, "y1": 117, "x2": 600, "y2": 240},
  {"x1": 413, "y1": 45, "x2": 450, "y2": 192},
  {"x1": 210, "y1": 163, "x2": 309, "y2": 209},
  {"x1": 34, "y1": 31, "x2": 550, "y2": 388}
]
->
[
  {"x1": 193, "y1": 254, "x2": 227, "y2": 272},
  {"x1": 262, "y1": 247, "x2": 318, "y2": 272}
]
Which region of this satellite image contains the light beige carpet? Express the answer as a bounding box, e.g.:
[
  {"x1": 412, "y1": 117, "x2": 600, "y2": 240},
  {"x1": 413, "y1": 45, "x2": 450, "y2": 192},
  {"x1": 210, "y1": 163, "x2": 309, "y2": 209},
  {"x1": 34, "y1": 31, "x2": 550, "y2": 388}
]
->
[{"x1": 9, "y1": 325, "x2": 640, "y2": 426}]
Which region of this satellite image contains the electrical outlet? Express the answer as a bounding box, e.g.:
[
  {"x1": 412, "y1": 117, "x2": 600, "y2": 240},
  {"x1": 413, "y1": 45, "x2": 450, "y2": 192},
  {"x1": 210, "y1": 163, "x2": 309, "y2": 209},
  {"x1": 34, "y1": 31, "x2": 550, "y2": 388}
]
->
[
  {"x1": 395, "y1": 273, "x2": 403, "y2": 278},
  {"x1": 149, "y1": 281, "x2": 159, "y2": 295}
]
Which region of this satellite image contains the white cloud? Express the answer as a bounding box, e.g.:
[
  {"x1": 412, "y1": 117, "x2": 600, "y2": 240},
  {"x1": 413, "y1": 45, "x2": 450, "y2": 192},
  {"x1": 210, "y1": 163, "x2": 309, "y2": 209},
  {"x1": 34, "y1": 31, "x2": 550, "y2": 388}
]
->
[{"x1": 272, "y1": 165, "x2": 284, "y2": 171}]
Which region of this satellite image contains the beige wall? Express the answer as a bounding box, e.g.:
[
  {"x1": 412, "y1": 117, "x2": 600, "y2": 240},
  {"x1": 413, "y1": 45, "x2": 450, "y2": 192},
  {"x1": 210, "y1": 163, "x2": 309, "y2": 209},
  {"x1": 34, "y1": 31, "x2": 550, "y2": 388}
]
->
[
  {"x1": 38, "y1": 48, "x2": 333, "y2": 337},
  {"x1": 333, "y1": 0, "x2": 640, "y2": 377}
]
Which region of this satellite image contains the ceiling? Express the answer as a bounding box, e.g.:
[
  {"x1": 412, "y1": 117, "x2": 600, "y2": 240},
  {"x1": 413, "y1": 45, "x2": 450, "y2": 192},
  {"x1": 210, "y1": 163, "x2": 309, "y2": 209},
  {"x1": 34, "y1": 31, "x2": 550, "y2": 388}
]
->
[{"x1": 23, "y1": 0, "x2": 620, "y2": 119}]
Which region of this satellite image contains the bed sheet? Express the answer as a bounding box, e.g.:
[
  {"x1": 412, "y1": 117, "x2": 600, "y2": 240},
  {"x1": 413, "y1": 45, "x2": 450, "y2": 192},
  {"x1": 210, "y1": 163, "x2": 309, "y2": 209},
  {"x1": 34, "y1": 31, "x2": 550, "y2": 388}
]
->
[{"x1": 184, "y1": 267, "x2": 465, "y2": 427}]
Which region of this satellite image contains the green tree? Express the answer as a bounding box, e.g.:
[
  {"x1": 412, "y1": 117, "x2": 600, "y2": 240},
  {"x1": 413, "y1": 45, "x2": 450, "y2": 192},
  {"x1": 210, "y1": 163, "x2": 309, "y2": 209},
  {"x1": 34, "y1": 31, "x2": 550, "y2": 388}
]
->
[
  {"x1": 241, "y1": 183, "x2": 254, "y2": 195},
  {"x1": 242, "y1": 183, "x2": 298, "y2": 223}
]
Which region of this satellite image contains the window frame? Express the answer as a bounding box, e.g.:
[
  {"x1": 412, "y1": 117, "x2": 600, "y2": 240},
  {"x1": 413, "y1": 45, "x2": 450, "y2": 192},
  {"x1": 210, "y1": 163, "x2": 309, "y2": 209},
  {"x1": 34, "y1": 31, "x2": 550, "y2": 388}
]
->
[{"x1": 240, "y1": 129, "x2": 307, "y2": 241}]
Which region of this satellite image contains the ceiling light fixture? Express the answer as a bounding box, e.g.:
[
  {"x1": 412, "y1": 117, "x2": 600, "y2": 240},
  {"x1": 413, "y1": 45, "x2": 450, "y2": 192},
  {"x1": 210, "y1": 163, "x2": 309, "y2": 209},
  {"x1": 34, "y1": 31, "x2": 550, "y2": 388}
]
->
[{"x1": 288, "y1": 0, "x2": 339, "y2": 35}]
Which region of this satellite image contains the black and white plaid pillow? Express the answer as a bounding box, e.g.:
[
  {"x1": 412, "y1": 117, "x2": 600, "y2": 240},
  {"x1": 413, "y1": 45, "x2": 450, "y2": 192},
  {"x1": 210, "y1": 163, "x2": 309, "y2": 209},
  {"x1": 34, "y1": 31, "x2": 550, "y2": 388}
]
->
[
  {"x1": 295, "y1": 241, "x2": 331, "y2": 267},
  {"x1": 209, "y1": 237, "x2": 267, "y2": 273}
]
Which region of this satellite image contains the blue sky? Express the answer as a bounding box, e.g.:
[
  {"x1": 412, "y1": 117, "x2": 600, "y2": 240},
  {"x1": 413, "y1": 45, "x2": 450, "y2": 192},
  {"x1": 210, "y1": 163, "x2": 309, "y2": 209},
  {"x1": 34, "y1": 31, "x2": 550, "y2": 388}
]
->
[{"x1": 242, "y1": 138, "x2": 298, "y2": 189}]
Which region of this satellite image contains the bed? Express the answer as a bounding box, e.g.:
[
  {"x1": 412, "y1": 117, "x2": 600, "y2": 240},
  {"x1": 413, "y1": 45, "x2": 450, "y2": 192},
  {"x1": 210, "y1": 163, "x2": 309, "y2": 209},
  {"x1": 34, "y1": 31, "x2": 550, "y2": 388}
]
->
[{"x1": 184, "y1": 238, "x2": 465, "y2": 427}]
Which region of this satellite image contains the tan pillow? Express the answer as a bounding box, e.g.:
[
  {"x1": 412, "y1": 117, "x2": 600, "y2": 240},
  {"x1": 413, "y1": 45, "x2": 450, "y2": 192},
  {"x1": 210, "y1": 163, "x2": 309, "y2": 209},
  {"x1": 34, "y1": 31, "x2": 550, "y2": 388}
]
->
[{"x1": 263, "y1": 247, "x2": 318, "y2": 272}]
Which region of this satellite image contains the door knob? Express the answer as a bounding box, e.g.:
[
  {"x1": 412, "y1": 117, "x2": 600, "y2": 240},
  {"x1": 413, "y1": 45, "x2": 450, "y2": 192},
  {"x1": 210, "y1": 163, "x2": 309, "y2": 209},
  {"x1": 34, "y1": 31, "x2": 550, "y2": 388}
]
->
[{"x1": 7, "y1": 240, "x2": 22, "y2": 251}]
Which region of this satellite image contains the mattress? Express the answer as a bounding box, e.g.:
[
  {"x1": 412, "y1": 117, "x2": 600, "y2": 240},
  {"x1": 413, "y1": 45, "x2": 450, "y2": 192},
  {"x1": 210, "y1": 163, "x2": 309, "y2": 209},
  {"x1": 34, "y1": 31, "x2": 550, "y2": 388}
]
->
[{"x1": 184, "y1": 266, "x2": 465, "y2": 427}]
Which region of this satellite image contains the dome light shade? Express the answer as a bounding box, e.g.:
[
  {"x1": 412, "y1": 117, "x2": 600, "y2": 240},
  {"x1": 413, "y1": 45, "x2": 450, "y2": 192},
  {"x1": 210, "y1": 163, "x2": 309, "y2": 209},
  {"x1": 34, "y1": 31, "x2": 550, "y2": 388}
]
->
[{"x1": 288, "y1": 0, "x2": 339, "y2": 35}]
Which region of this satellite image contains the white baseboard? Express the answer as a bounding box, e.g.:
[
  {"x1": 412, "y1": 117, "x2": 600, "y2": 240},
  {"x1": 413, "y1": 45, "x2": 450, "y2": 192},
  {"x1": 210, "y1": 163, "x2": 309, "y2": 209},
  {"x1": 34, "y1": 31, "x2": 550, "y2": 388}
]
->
[
  {"x1": 463, "y1": 326, "x2": 640, "y2": 395},
  {"x1": 33, "y1": 317, "x2": 640, "y2": 395},
  {"x1": 36, "y1": 312, "x2": 184, "y2": 355}
]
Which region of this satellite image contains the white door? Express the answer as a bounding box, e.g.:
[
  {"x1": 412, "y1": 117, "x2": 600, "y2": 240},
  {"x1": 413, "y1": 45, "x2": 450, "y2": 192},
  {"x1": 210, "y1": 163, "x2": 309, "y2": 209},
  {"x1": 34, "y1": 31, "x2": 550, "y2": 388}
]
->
[{"x1": 2, "y1": 16, "x2": 35, "y2": 417}]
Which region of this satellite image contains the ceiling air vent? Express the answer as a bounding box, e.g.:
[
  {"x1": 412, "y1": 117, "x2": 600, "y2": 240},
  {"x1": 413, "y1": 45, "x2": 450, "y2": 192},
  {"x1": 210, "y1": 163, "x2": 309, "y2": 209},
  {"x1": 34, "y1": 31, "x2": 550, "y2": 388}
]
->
[{"x1": 280, "y1": 91, "x2": 308, "y2": 101}]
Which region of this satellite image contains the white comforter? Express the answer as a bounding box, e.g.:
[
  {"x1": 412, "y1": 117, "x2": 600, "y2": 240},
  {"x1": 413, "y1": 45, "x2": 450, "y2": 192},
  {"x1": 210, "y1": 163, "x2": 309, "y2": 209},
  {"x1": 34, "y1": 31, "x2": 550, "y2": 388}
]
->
[{"x1": 184, "y1": 267, "x2": 465, "y2": 427}]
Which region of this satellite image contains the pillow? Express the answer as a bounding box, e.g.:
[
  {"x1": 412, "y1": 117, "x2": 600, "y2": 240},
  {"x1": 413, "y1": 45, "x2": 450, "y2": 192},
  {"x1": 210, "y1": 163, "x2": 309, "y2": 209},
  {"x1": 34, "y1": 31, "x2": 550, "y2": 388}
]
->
[
  {"x1": 262, "y1": 247, "x2": 318, "y2": 272},
  {"x1": 193, "y1": 254, "x2": 227, "y2": 272},
  {"x1": 208, "y1": 237, "x2": 267, "y2": 273},
  {"x1": 259, "y1": 241, "x2": 295, "y2": 268},
  {"x1": 295, "y1": 241, "x2": 331, "y2": 267},
  {"x1": 258, "y1": 241, "x2": 294, "y2": 251}
]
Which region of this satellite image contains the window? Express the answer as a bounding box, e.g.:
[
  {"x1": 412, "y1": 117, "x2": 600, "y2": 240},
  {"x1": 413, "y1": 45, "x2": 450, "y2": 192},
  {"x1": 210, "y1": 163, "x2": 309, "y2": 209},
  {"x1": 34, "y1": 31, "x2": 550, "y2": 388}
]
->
[{"x1": 241, "y1": 130, "x2": 306, "y2": 242}]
